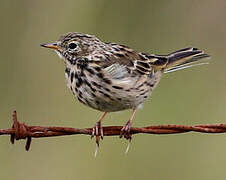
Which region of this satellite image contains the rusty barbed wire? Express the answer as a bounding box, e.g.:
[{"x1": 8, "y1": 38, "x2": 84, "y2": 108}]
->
[{"x1": 0, "y1": 111, "x2": 226, "y2": 151}]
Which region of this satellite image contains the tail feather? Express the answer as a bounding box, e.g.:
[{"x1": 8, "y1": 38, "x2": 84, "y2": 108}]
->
[{"x1": 164, "y1": 47, "x2": 210, "y2": 73}]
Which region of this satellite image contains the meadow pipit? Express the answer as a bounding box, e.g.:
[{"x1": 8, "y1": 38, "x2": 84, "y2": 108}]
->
[{"x1": 41, "y1": 32, "x2": 210, "y2": 145}]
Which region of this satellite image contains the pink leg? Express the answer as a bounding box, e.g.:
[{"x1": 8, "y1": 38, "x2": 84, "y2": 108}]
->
[
  {"x1": 91, "y1": 112, "x2": 107, "y2": 146},
  {"x1": 120, "y1": 108, "x2": 137, "y2": 140}
]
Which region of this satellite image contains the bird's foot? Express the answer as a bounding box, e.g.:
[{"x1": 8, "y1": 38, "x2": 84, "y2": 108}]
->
[
  {"x1": 91, "y1": 121, "x2": 103, "y2": 147},
  {"x1": 120, "y1": 120, "x2": 132, "y2": 140}
]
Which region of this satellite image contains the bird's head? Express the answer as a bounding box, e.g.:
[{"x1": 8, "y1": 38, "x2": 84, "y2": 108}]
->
[{"x1": 41, "y1": 32, "x2": 101, "y2": 63}]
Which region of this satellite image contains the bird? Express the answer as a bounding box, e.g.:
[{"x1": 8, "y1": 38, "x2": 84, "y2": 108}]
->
[{"x1": 41, "y1": 32, "x2": 210, "y2": 145}]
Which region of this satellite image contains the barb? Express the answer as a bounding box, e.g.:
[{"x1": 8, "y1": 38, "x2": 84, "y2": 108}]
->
[{"x1": 1, "y1": 111, "x2": 226, "y2": 151}]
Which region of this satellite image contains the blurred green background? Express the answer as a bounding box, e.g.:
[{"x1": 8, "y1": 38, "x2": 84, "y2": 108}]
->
[{"x1": 0, "y1": 0, "x2": 226, "y2": 179}]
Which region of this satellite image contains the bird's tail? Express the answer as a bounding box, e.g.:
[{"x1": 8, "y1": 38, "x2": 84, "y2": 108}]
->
[{"x1": 163, "y1": 47, "x2": 210, "y2": 73}]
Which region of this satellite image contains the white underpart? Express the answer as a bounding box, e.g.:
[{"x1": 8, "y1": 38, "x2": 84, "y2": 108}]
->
[{"x1": 55, "y1": 50, "x2": 64, "y2": 59}]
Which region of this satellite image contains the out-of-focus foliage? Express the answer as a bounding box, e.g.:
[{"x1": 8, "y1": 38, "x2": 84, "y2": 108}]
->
[{"x1": 0, "y1": 0, "x2": 226, "y2": 179}]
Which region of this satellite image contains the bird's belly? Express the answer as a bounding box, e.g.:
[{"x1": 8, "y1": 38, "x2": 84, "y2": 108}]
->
[
  {"x1": 73, "y1": 86, "x2": 149, "y2": 112},
  {"x1": 65, "y1": 67, "x2": 162, "y2": 112}
]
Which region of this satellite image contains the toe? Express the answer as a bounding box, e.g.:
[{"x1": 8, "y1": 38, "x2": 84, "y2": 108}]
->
[
  {"x1": 100, "y1": 127, "x2": 104, "y2": 139},
  {"x1": 120, "y1": 122, "x2": 132, "y2": 139},
  {"x1": 96, "y1": 136, "x2": 101, "y2": 147},
  {"x1": 91, "y1": 127, "x2": 95, "y2": 139},
  {"x1": 91, "y1": 121, "x2": 104, "y2": 144}
]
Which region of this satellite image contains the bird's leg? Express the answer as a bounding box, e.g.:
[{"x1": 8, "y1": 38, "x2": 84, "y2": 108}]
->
[
  {"x1": 120, "y1": 108, "x2": 137, "y2": 140},
  {"x1": 91, "y1": 112, "x2": 107, "y2": 146}
]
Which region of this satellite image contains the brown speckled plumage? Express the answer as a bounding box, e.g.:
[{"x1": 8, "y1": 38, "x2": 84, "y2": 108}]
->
[{"x1": 41, "y1": 32, "x2": 210, "y2": 143}]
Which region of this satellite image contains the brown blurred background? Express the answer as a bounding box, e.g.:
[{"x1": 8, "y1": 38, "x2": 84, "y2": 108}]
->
[{"x1": 0, "y1": 0, "x2": 226, "y2": 179}]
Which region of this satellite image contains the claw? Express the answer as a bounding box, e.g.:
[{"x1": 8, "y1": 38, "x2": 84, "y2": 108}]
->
[
  {"x1": 96, "y1": 135, "x2": 100, "y2": 147},
  {"x1": 120, "y1": 120, "x2": 132, "y2": 139},
  {"x1": 100, "y1": 127, "x2": 104, "y2": 140},
  {"x1": 125, "y1": 139, "x2": 132, "y2": 154},
  {"x1": 120, "y1": 108, "x2": 136, "y2": 140},
  {"x1": 96, "y1": 125, "x2": 98, "y2": 135},
  {"x1": 91, "y1": 112, "x2": 107, "y2": 144},
  {"x1": 91, "y1": 127, "x2": 95, "y2": 139},
  {"x1": 94, "y1": 143, "x2": 99, "y2": 157},
  {"x1": 92, "y1": 121, "x2": 104, "y2": 146}
]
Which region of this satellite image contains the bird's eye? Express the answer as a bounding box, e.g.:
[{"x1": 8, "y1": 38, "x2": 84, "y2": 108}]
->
[{"x1": 68, "y1": 42, "x2": 78, "y2": 50}]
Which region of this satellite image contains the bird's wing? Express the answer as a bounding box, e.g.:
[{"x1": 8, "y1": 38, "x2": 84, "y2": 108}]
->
[{"x1": 102, "y1": 43, "x2": 169, "y2": 76}]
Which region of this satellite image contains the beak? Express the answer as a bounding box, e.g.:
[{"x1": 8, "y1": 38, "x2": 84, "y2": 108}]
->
[{"x1": 40, "y1": 43, "x2": 59, "y2": 50}]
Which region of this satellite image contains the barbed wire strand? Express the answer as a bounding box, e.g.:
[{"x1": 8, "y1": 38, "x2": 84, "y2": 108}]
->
[{"x1": 0, "y1": 111, "x2": 226, "y2": 151}]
